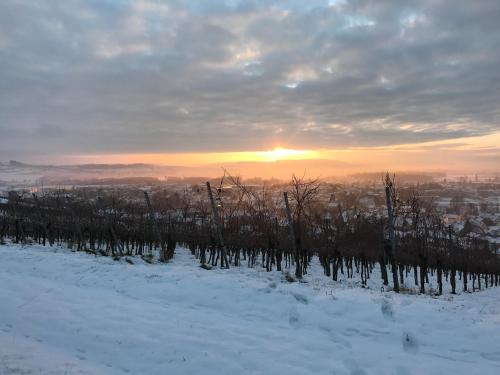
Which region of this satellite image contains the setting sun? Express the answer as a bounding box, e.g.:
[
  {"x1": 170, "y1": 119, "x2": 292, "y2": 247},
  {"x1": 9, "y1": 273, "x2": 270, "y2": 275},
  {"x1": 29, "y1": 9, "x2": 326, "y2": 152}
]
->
[{"x1": 255, "y1": 147, "x2": 318, "y2": 162}]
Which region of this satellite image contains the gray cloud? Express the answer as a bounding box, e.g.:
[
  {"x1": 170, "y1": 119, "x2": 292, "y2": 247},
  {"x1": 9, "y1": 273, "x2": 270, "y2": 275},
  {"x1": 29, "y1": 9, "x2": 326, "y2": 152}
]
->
[{"x1": 0, "y1": 0, "x2": 499, "y2": 156}]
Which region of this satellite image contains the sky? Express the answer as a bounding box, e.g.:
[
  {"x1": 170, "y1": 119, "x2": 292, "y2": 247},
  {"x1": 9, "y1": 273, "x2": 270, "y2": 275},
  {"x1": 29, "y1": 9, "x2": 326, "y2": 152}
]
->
[{"x1": 0, "y1": 0, "x2": 499, "y2": 172}]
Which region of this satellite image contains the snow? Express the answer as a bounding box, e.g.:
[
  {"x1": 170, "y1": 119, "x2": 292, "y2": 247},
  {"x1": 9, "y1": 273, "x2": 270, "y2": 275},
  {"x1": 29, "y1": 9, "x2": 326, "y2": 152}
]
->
[{"x1": 1, "y1": 243, "x2": 500, "y2": 374}]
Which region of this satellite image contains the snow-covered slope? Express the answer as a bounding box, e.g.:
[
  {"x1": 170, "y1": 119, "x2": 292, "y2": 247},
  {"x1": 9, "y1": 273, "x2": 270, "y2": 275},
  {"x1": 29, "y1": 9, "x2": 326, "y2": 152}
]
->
[{"x1": 1, "y1": 243, "x2": 500, "y2": 375}]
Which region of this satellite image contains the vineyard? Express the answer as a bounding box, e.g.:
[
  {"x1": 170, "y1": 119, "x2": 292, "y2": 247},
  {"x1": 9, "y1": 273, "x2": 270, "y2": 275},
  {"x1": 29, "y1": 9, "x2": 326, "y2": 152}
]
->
[{"x1": 1, "y1": 174, "x2": 499, "y2": 295}]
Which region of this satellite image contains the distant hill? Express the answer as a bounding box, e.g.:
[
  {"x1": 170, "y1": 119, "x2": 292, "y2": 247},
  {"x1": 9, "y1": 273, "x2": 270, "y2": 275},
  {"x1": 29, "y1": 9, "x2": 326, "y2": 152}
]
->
[{"x1": 0, "y1": 158, "x2": 360, "y2": 186}]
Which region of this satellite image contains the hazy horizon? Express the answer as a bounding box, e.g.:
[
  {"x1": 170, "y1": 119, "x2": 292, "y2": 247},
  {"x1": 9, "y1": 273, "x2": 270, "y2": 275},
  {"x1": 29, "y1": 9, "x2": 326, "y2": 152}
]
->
[{"x1": 2, "y1": 129, "x2": 499, "y2": 177}]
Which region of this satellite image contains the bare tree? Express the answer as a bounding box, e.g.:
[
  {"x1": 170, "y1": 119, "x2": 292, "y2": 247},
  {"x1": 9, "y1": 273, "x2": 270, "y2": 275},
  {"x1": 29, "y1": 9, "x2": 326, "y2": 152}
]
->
[
  {"x1": 384, "y1": 173, "x2": 400, "y2": 293},
  {"x1": 286, "y1": 174, "x2": 321, "y2": 279}
]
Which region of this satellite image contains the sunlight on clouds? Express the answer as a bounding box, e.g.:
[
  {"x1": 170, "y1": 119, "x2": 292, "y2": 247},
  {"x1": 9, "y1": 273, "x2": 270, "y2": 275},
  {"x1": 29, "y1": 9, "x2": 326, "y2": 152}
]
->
[
  {"x1": 343, "y1": 15, "x2": 376, "y2": 29},
  {"x1": 400, "y1": 12, "x2": 427, "y2": 29},
  {"x1": 398, "y1": 124, "x2": 414, "y2": 130},
  {"x1": 233, "y1": 45, "x2": 261, "y2": 62},
  {"x1": 285, "y1": 65, "x2": 318, "y2": 88},
  {"x1": 323, "y1": 58, "x2": 340, "y2": 74},
  {"x1": 349, "y1": 131, "x2": 500, "y2": 152},
  {"x1": 328, "y1": 0, "x2": 347, "y2": 8},
  {"x1": 328, "y1": 124, "x2": 352, "y2": 134}
]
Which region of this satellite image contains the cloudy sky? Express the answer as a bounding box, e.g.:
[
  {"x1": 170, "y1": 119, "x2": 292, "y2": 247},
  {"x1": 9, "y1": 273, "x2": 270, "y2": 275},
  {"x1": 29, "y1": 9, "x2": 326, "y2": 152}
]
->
[{"x1": 0, "y1": 0, "x2": 499, "y2": 169}]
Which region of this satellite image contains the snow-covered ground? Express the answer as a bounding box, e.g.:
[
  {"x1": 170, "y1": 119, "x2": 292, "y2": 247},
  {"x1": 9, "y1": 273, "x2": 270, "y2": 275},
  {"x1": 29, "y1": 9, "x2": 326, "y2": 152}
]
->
[{"x1": 1, "y1": 243, "x2": 500, "y2": 375}]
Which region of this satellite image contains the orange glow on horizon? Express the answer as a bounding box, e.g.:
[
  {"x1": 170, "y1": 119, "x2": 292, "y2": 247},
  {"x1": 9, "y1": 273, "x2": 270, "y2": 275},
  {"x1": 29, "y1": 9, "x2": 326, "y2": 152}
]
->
[
  {"x1": 69, "y1": 147, "x2": 320, "y2": 165},
  {"x1": 63, "y1": 131, "x2": 499, "y2": 174}
]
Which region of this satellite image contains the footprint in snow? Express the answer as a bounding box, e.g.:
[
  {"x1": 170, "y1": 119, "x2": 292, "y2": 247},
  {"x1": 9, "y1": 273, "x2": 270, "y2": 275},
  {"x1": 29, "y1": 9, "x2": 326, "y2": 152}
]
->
[
  {"x1": 402, "y1": 332, "x2": 419, "y2": 354},
  {"x1": 289, "y1": 306, "x2": 300, "y2": 326},
  {"x1": 381, "y1": 298, "x2": 394, "y2": 320},
  {"x1": 291, "y1": 292, "x2": 308, "y2": 304},
  {"x1": 319, "y1": 325, "x2": 352, "y2": 349}
]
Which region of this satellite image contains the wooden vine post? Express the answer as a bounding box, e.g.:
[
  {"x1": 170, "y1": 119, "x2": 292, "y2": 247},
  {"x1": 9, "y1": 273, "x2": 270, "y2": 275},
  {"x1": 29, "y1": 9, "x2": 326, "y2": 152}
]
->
[
  {"x1": 284, "y1": 191, "x2": 300, "y2": 279},
  {"x1": 206, "y1": 181, "x2": 229, "y2": 268},
  {"x1": 144, "y1": 191, "x2": 166, "y2": 262},
  {"x1": 385, "y1": 177, "x2": 400, "y2": 293}
]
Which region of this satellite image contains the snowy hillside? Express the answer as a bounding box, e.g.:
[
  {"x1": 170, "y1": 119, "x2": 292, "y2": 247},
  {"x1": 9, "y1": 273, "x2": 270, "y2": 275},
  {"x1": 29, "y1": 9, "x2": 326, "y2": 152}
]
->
[{"x1": 1, "y1": 243, "x2": 500, "y2": 375}]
